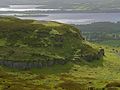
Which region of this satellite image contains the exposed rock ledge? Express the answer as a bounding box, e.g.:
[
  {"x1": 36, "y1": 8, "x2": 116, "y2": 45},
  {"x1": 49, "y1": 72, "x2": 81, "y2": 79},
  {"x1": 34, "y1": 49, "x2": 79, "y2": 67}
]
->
[
  {"x1": 0, "y1": 49, "x2": 104, "y2": 69},
  {"x1": 0, "y1": 59, "x2": 68, "y2": 70}
]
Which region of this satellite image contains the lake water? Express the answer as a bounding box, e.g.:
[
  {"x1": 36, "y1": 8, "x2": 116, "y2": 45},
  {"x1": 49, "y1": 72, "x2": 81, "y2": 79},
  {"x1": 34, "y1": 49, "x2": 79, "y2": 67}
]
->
[{"x1": 18, "y1": 13, "x2": 120, "y2": 25}]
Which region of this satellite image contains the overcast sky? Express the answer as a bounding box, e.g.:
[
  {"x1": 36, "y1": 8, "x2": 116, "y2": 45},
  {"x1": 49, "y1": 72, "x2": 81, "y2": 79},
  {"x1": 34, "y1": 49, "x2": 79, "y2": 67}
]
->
[
  {"x1": 0, "y1": 0, "x2": 120, "y2": 9},
  {"x1": 0, "y1": 0, "x2": 116, "y2": 5}
]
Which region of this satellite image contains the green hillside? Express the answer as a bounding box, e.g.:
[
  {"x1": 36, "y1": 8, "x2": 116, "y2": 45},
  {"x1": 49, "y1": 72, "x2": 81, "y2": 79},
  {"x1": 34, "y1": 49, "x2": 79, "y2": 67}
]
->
[
  {"x1": 0, "y1": 43, "x2": 119, "y2": 90},
  {"x1": 75, "y1": 22, "x2": 120, "y2": 33},
  {"x1": 0, "y1": 17, "x2": 119, "y2": 90},
  {"x1": 75, "y1": 22, "x2": 120, "y2": 47},
  {"x1": 0, "y1": 16, "x2": 103, "y2": 69}
]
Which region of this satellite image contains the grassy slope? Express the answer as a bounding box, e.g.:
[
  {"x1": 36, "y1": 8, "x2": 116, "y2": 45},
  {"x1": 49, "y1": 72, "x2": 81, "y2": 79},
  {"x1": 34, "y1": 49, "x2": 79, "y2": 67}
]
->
[
  {"x1": 0, "y1": 43, "x2": 120, "y2": 90},
  {"x1": 0, "y1": 17, "x2": 119, "y2": 89}
]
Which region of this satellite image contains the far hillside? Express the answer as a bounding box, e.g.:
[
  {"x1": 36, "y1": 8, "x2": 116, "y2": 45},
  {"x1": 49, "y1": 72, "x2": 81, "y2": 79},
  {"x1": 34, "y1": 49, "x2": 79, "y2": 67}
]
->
[{"x1": 74, "y1": 22, "x2": 120, "y2": 47}]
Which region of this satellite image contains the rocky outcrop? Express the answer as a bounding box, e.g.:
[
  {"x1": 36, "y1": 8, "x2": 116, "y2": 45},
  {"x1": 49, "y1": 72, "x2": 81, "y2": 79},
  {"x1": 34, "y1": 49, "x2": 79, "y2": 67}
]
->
[
  {"x1": 83, "y1": 49, "x2": 105, "y2": 61},
  {"x1": 0, "y1": 59, "x2": 67, "y2": 69},
  {"x1": 0, "y1": 49, "x2": 104, "y2": 69},
  {"x1": 0, "y1": 17, "x2": 105, "y2": 69},
  {"x1": 73, "y1": 49, "x2": 105, "y2": 62}
]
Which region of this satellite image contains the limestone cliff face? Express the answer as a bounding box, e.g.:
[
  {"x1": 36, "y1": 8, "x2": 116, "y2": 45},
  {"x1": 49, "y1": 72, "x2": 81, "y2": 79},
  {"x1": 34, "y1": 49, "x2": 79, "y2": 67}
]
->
[
  {"x1": 0, "y1": 59, "x2": 67, "y2": 69},
  {"x1": 0, "y1": 17, "x2": 104, "y2": 69},
  {"x1": 0, "y1": 49, "x2": 104, "y2": 69}
]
